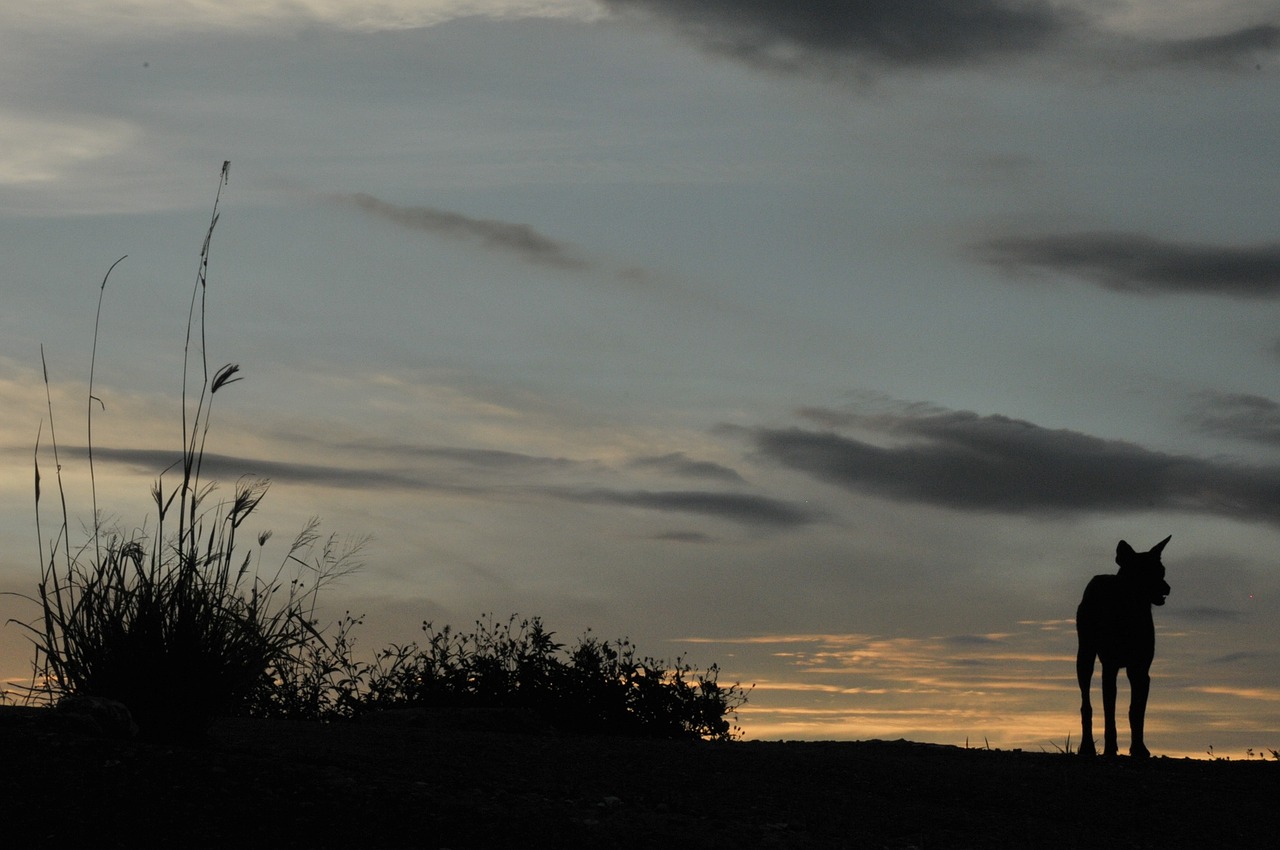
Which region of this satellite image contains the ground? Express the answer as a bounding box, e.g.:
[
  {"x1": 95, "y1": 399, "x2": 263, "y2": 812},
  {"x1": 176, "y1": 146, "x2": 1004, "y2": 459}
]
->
[{"x1": 2, "y1": 707, "x2": 1275, "y2": 848}]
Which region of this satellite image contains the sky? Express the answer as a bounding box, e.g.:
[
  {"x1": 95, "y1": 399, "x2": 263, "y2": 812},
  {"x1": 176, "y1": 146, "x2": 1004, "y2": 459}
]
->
[{"x1": 2, "y1": 1, "x2": 1279, "y2": 758}]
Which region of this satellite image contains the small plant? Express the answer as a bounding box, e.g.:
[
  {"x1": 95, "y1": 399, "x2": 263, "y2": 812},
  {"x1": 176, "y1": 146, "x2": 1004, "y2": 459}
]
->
[
  {"x1": 1047, "y1": 733, "x2": 1073, "y2": 755},
  {"x1": 241, "y1": 605, "x2": 371, "y2": 722},
  {"x1": 10, "y1": 163, "x2": 359, "y2": 738}
]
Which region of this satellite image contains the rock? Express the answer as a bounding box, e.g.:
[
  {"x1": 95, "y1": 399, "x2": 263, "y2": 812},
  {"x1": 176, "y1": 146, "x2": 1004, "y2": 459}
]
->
[{"x1": 55, "y1": 695, "x2": 139, "y2": 739}]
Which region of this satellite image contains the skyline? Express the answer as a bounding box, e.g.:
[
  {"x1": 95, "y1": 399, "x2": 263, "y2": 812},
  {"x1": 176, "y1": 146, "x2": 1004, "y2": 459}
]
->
[{"x1": 3, "y1": 1, "x2": 1280, "y2": 757}]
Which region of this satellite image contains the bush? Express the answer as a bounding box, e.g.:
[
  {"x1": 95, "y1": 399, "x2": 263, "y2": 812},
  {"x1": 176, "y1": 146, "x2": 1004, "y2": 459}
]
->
[
  {"x1": 289, "y1": 613, "x2": 751, "y2": 741},
  {"x1": 245, "y1": 613, "x2": 750, "y2": 740}
]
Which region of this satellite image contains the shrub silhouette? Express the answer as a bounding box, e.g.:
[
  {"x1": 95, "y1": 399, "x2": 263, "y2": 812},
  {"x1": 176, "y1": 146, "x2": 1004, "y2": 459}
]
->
[
  {"x1": 249, "y1": 613, "x2": 750, "y2": 741},
  {"x1": 374, "y1": 615, "x2": 749, "y2": 740}
]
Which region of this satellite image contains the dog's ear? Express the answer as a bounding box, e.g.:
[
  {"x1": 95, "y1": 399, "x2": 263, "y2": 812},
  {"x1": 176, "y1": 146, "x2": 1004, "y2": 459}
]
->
[
  {"x1": 1150, "y1": 535, "x2": 1171, "y2": 557},
  {"x1": 1116, "y1": 540, "x2": 1136, "y2": 567}
]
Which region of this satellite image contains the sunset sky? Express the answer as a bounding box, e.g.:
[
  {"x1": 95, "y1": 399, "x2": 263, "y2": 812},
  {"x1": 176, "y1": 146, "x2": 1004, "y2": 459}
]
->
[{"x1": 3, "y1": 1, "x2": 1280, "y2": 758}]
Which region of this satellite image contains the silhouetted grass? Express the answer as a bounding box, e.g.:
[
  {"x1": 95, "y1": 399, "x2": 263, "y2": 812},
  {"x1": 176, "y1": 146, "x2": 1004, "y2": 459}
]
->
[{"x1": 10, "y1": 163, "x2": 359, "y2": 738}]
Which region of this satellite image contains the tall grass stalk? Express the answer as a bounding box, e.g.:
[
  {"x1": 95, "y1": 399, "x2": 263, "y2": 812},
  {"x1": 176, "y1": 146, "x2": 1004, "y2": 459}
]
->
[{"x1": 12, "y1": 162, "x2": 360, "y2": 737}]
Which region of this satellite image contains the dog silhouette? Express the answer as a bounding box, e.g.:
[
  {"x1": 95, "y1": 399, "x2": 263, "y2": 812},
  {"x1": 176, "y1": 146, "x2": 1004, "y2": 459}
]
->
[{"x1": 1076, "y1": 536, "x2": 1171, "y2": 757}]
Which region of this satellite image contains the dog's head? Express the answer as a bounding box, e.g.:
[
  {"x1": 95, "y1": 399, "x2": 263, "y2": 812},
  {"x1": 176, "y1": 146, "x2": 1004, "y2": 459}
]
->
[{"x1": 1116, "y1": 536, "x2": 1171, "y2": 606}]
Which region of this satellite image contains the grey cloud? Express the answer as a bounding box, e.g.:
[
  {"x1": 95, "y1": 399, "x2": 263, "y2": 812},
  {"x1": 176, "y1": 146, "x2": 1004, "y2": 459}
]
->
[
  {"x1": 1187, "y1": 391, "x2": 1280, "y2": 446},
  {"x1": 603, "y1": 1, "x2": 1280, "y2": 77},
  {"x1": 409, "y1": 445, "x2": 584, "y2": 471},
  {"x1": 542, "y1": 486, "x2": 818, "y2": 528},
  {"x1": 601, "y1": 0, "x2": 1073, "y2": 73},
  {"x1": 652, "y1": 530, "x2": 718, "y2": 544},
  {"x1": 347, "y1": 440, "x2": 588, "y2": 474},
  {"x1": 333, "y1": 193, "x2": 589, "y2": 270},
  {"x1": 67, "y1": 445, "x2": 813, "y2": 530},
  {"x1": 63, "y1": 446, "x2": 473, "y2": 494},
  {"x1": 1211, "y1": 650, "x2": 1268, "y2": 663},
  {"x1": 269, "y1": 431, "x2": 593, "y2": 474},
  {"x1": 1151, "y1": 24, "x2": 1280, "y2": 69},
  {"x1": 973, "y1": 232, "x2": 1280, "y2": 298},
  {"x1": 627, "y1": 452, "x2": 745, "y2": 483},
  {"x1": 1173, "y1": 607, "x2": 1243, "y2": 624},
  {"x1": 752, "y1": 405, "x2": 1280, "y2": 524}
]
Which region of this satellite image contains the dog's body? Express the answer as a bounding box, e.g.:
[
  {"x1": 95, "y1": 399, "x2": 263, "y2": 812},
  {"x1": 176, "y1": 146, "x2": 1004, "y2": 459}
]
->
[{"x1": 1076, "y1": 536, "x2": 1171, "y2": 757}]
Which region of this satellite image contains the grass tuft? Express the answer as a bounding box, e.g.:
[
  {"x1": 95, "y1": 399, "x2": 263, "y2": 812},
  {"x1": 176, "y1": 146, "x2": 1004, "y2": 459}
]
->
[{"x1": 7, "y1": 163, "x2": 358, "y2": 739}]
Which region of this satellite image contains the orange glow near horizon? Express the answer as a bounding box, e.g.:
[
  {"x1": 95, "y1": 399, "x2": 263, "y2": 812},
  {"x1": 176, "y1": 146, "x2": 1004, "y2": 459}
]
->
[{"x1": 687, "y1": 620, "x2": 1280, "y2": 761}]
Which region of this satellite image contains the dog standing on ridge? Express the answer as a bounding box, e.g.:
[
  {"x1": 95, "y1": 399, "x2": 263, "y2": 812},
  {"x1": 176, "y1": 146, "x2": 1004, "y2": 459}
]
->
[{"x1": 1076, "y1": 536, "x2": 1172, "y2": 757}]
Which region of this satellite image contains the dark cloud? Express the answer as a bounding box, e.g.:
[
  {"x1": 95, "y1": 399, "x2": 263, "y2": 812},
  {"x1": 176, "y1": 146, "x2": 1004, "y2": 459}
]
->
[
  {"x1": 1210, "y1": 649, "x2": 1268, "y2": 663},
  {"x1": 603, "y1": 1, "x2": 1280, "y2": 77},
  {"x1": 65, "y1": 445, "x2": 812, "y2": 530},
  {"x1": 1173, "y1": 607, "x2": 1243, "y2": 624},
  {"x1": 973, "y1": 232, "x2": 1280, "y2": 298},
  {"x1": 751, "y1": 404, "x2": 1280, "y2": 525},
  {"x1": 1187, "y1": 391, "x2": 1280, "y2": 446},
  {"x1": 268, "y1": 431, "x2": 594, "y2": 475},
  {"x1": 542, "y1": 486, "x2": 818, "y2": 528},
  {"x1": 1151, "y1": 24, "x2": 1280, "y2": 69},
  {"x1": 627, "y1": 452, "x2": 745, "y2": 483},
  {"x1": 333, "y1": 193, "x2": 589, "y2": 270},
  {"x1": 347, "y1": 440, "x2": 587, "y2": 473},
  {"x1": 602, "y1": 0, "x2": 1072, "y2": 73},
  {"x1": 63, "y1": 446, "x2": 471, "y2": 494},
  {"x1": 652, "y1": 530, "x2": 718, "y2": 544}
]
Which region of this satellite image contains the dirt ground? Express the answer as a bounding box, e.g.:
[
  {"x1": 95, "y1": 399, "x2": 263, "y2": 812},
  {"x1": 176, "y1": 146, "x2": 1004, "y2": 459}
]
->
[{"x1": 2, "y1": 707, "x2": 1276, "y2": 848}]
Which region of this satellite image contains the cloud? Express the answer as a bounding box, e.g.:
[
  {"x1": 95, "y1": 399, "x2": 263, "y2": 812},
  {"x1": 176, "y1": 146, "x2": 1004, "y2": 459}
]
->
[
  {"x1": 1175, "y1": 607, "x2": 1245, "y2": 624},
  {"x1": 972, "y1": 232, "x2": 1280, "y2": 298},
  {"x1": 1211, "y1": 650, "x2": 1271, "y2": 664},
  {"x1": 601, "y1": 1, "x2": 1280, "y2": 78},
  {"x1": 651, "y1": 530, "x2": 717, "y2": 544},
  {"x1": 601, "y1": 0, "x2": 1074, "y2": 74},
  {"x1": 749, "y1": 403, "x2": 1280, "y2": 525},
  {"x1": 0, "y1": 1, "x2": 601, "y2": 39},
  {"x1": 541, "y1": 486, "x2": 818, "y2": 528},
  {"x1": 1186, "y1": 391, "x2": 1280, "y2": 446},
  {"x1": 287, "y1": 435, "x2": 592, "y2": 475},
  {"x1": 62, "y1": 446, "x2": 478, "y2": 494},
  {"x1": 627, "y1": 452, "x2": 745, "y2": 483},
  {"x1": 0, "y1": 111, "x2": 138, "y2": 186},
  {"x1": 1149, "y1": 23, "x2": 1280, "y2": 69},
  {"x1": 332, "y1": 193, "x2": 590, "y2": 270},
  {"x1": 67, "y1": 444, "x2": 814, "y2": 529}
]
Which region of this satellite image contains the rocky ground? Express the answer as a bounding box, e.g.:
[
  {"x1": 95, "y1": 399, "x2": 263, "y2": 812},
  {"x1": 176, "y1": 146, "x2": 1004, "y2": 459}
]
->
[{"x1": 2, "y1": 706, "x2": 1276, "y2": 848}]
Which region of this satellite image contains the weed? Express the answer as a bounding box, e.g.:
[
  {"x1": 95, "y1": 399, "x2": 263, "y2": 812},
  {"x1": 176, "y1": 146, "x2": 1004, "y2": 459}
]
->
[{"x1": 1047, "y1": 732, "x2": 1074, "y2": 755}]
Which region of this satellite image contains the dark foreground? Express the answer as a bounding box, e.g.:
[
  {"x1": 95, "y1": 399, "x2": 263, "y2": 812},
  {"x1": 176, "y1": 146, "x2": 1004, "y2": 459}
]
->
[{"x1": 2, "y1": 708, "x2": 1276, "y2": 848}]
